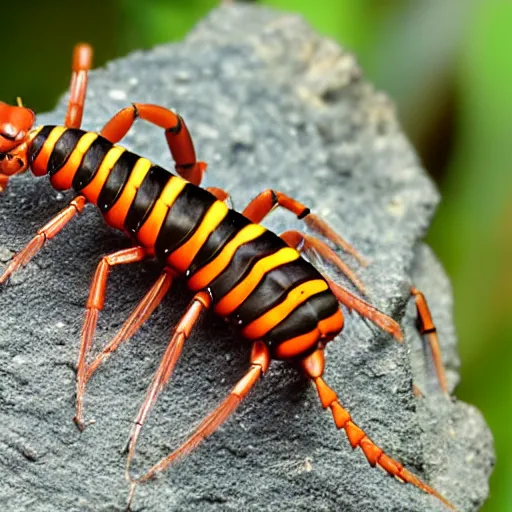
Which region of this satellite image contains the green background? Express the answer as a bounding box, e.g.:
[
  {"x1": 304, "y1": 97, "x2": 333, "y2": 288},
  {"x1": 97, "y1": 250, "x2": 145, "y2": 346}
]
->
[{"x1": 0, "y1": 1, "x2": 509, "y2": 510}]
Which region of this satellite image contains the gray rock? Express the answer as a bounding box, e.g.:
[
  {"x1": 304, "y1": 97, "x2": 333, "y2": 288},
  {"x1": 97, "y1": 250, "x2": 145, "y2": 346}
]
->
[{"x1": 0, "y1": 4, "x2": 493, "y2": 512}]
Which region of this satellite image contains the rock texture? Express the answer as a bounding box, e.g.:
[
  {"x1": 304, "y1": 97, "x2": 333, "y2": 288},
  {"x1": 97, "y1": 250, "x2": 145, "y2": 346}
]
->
[{"x1": 0, "y1": 5, "x2": 493, "y2": 512}]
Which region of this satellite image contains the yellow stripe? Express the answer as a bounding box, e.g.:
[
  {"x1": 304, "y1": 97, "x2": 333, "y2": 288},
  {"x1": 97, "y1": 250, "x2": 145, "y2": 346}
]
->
[
  {"x1": 30, "y1": 126, "x2": 68, "y2": 176},
  {"x1": 241, "y1": 279, "x2": 329, "y2": 339},
  {"x1": 81, "y1": 145, "x2": 126, "y2": 204},
  {"x1": 188, "y1": 224, "x2": 267, "y2": 291},
  {"x1": 126, "y1": 157, "x2": 153, "y2": 188},
  {"x1": 160, "y1": 175, "x2": 188, "y2": 207},
  {"x1": 137, "y1": 176, "x2": 188, "y2": 248},
  {"x1": 49, "y1": 131, "x2": 99, "y2": 190},
  {"x1": 45, "y1": 126, "x2": 68, "y2": 148},
  {"x1": 102, "y1": 156, "x2": 153, "y2": 230},
  {"x1": 168, "y1": 200, "x2": 230, "y2": 273},
  {"x1": 75, "y1": 131, "x2": 98, "y2": 152},
  {"x1": 214, "y1": 247, "x2": 300, "y2": 317},
  {"x1": 27, "y1": 125, "x2": 44, "y2": 141}
]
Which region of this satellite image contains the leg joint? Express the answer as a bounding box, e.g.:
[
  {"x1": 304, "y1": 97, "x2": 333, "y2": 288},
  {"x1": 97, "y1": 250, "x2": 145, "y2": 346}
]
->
[
  {"x1": 297, "y1": 207, "x2": 310, "y2": 220},
  {"x1": 131, "y1": 103, "x2": 140, "y2": 120},
  {"x1": 270, "y1": 189, "x2": 279, "y2": 207},
  {"x1": 166, "y1": 114, "x2": 183, "y2": 134}
]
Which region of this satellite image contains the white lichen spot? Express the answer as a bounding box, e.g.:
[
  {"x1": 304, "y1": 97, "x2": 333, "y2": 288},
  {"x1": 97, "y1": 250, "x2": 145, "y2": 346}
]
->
[
  {"x1": 128, "y1": 77, "x2": 139, "y2": 86},
  {"x1": 197, "y1": 124, "x2": 220, "y2": 140},
  {"x1": 12, "y1": 355, "x2": 27, "y2": 365},
  {"x1": 55, "y1": 321, "x2": 66, "y2": 329},
  {"x1": 388, "y1": 197, "x2": 405, "y2": 217},
  {"x1": 0, "y1": 247, "x2": 14, "y2": 262},
  {"x1": 303, "y1": 457, "x2": 313, "y2": 472},
  {"x1": 175, "y1": 70, "x2": 190, "y2": 82},
  {"x1": 108, "y1": 89, "x2": 128, "y2": 101}
]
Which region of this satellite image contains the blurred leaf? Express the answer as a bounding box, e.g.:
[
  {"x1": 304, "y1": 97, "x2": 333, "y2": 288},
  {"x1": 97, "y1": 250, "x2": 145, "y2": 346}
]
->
[
  {"x1": 429, "y1": 2, "x2": 512, "y2": 511},
  {"x1": 117, "y1": 0, "x2": 218, "y2": 50},
  {"x1": 0, "y1": 0, "x2": 119, "y2": 113},
  {"x1": 261, "y1": 0, "x2": 376, "y2": 50}
]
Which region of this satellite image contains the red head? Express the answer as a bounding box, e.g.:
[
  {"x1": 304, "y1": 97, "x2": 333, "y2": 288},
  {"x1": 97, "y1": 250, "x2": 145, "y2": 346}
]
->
[{"x1": 0, "y1": 101, "x2": 36, "y2": 191}]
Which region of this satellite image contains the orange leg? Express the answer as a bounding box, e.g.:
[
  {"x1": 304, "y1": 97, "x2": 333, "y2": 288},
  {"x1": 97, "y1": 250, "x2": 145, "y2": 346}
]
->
[
  {"x1": 300, "y1": 350, "x2": 454, "y2": 510},
  {"x1": 126, "y1": 340, "x2": 270, "y2": 509},
  {"x1": 74, "y1": 246, "x2": 148, "y2": 430},
  {"x1": 0, "y1": 196, "x2": 86, "y2": 285},
  {"x1": 280, "y1": 229, "x2": 366, "y2": 295},
  {"x1": 100, "y1": 104, "x2": 207, "y2": 185},
  {"x1": 279, "y1": 229, "x2": 402, "y2": 341},
  {"x1": 206, "y1": 186, "x2": 230, "y2": 203},
  {"x1": 118, "y1": 291, "x2": 213, "y2": 505},
  {"x1": 124, "y1": 292, "x2": 211, "y2": 475},
  {"x1": 65, "y1": 43, "x2": 93, "y2": 129},
  {"x1": 411, "y1": 287, "x2": 448, "y2": 394},
  {"x1": 84, "y1": 269, "x2": 174, "y2": 383},
  {"x1": 243, "y1": 190, "x2": 368, "y2": 266},
  {"x1": 327, "y1": 278, "x2": 403, "y2": 342}
]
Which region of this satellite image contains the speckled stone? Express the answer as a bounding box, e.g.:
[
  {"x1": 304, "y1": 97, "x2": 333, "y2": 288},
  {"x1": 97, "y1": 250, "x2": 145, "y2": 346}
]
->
[{"x1": 0, "y1": 5, "x2": 493, "y2": 512}]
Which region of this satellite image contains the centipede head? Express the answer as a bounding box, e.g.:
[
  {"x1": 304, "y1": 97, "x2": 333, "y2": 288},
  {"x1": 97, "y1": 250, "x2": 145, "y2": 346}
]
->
[{"x1": 0, "y1": 101, "x2": 35, "y2": 191}]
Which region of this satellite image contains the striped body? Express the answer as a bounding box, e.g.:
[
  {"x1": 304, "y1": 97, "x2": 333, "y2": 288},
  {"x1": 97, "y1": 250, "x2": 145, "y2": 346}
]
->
[{"x1": 27, "y1": 125, "x2": 344, "y2": 359}]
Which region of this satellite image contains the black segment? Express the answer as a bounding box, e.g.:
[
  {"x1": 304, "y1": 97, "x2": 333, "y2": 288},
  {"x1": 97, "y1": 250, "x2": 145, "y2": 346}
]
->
[
  {"x1": 265, "y1": 289, "x2": 338, "y2": 347},
  {"x1": 47, "y1": 129, "x2": 83, "y2": 175},
  {"x1": 97, "y1": 151, "x2": 139, "y2": 213},
  {"x1": 208, "y1": 230, "x2": 288, "y2": 302},
  {"x1": 154, "y1": 184, "x2": 217, "y2": 262},
  {"x1": 166, "y1": 115, "x2": 182, "y2": 134},
  {"x1": 124, "y1": 165, "x2": 173, "y2": 234},
  {"x1": 187, "y1": 210, "x2": 252, "y2": 277},
  {"x1": 28, "y1": 125, "x2": 54, "y2": 165},
  {"x1": 297, "y1": 207, "x2": 310, "y2": 220},
  {"x1": 230, "y1": 259, "x2": 321, "y2": 326},
  {"x1": 72, "y1": 135, "x2": 113, "y2": 192}
]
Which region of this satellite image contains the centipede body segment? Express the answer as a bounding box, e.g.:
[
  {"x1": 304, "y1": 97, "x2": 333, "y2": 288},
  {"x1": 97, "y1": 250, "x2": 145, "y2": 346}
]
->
[{"x1": 0, "y1": 43, "x2": 453, "y2": 510}]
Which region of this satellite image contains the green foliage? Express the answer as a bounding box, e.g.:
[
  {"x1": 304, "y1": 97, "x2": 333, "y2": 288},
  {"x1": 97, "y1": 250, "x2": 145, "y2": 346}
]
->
[{"x1": 0, "y1": 1, "x2": 509, "y2": 510}]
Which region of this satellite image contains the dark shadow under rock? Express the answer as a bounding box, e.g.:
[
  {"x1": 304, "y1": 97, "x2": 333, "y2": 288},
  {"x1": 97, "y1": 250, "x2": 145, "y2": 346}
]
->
[{"x1": 0, "y1": 5, "x2": 493, "y2": 512}]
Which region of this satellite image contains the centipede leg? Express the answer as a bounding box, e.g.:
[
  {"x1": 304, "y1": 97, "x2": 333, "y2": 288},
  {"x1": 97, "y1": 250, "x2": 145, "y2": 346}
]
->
[
  {"x1": 65, "y1": 43, "x2": 93, "y2": 129},
  {"x1": 100, "y1": 103, "x2": 207, "y2": 185},
  {"x1": 243, "y1": 189, "x2": 368, "y2": 266},
  {"x1": 206, "y1": 186, "x2": 231, "y2": 203},
  {"x1": 278, "y1": 229, "x2": 401, "y2": 340},
  {"x1": 410, "y1": 287, "x2": 448, "y2": 393},
  {"x1": 280, "y1": 229, "x2": 366, "y2": 295},
  {"x1": 126, "y1": 340, "x2": 270, "y2": 510},
  {"x1": 0, "y1": 195, "x2": 86, "y2": 285},
  {"x1": 74, "y1": 246, "x2": 147, "y2": 430},
  {"x1": 300, "y1": 349, "x2": 454, "y2": 510},
  {"x1": 124, "y1": 292, "x2": 211, "y2": 478},
  {"x1": 84, "y1": 268, "x2": 174, "y2": 383}
]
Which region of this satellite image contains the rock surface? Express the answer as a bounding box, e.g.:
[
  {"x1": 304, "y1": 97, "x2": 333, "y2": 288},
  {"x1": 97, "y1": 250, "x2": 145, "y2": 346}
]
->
[{"x1": 0, "y1": 4, "x2": 493, "y2": 512}]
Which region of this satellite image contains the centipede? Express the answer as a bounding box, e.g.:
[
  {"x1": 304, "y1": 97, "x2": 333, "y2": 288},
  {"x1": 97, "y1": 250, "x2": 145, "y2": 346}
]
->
[{"x1": 0, "y1": 43, "x2": 453, "y2": 510}]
